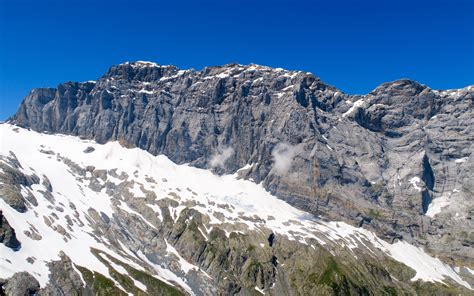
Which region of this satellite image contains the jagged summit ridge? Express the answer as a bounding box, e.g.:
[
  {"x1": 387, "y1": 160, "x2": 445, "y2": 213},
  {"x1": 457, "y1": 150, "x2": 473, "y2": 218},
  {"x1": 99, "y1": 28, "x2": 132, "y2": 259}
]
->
[
  {"x1": 370, "y1": 78, "x2": 428, "y2": 96},
  {"x1": 99, "y1": 60, "x2": 332, "y2": 93}
]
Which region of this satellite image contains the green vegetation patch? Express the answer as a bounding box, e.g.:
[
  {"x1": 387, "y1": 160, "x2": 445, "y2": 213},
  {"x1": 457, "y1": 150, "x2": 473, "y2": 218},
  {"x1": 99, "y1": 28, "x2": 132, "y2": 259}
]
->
[
  {"x1": 91, "y1": 248, "x2": 185, "y2": 296},
  {"x1": 75, "y1": 265, "x2": 127, "y2": 296}
]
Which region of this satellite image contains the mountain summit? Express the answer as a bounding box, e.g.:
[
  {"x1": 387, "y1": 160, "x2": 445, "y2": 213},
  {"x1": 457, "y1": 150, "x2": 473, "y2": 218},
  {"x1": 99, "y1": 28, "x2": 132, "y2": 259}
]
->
[{"x1": 1, "y1": 61, "x2": 473, "y2": 295}]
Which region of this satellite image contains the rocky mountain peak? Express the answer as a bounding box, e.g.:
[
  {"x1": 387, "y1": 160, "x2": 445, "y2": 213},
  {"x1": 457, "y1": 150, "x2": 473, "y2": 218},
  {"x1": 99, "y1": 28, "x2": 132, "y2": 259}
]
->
[
  {"x1": 370, "y1": 78, "x2": 428, "y2": 96},
  {"x1": 102, "y1": 61, "x2": 180, "y2": 82},
  {"x1": 7, "y1": 61, "x2": 474, "y2": 274}
]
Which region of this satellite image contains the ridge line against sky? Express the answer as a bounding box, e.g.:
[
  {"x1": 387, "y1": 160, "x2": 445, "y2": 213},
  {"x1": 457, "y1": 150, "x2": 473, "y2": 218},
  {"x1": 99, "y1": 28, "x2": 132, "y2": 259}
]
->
[{"x1": 1, "y1": 0, "x2": 473, "y2": 120}]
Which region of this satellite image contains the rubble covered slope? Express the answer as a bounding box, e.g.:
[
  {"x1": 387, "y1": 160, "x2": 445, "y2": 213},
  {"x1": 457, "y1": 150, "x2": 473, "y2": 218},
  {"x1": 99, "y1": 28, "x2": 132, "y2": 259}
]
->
[{"x1": 0, "y1": 124, "x2": 473, "y2": 295}]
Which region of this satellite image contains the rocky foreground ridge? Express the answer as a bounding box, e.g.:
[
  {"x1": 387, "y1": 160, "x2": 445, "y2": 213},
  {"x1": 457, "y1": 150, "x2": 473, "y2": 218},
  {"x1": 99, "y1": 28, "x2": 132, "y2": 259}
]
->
[{"x1": 1, "y1": 61, "x2": 473, "y2": 295}]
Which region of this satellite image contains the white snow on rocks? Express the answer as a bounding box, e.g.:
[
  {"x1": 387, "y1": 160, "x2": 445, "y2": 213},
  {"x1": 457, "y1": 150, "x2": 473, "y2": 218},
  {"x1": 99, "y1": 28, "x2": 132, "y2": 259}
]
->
[
  {"x1": 0, "y1": 124, "x2": 471, "y2": 290},
  {"x1": 454, "y1": 157, "x2": 468, "y2": 164},
  {"x1": 129, "y1": 61, "x2": 160, "y2": 68},
  {"x1": 164, "y1": 239, "x2": 199, "y2": 274},
  {"x1": 255, "y1": 286, "x2": 266, "y2": 294},
  {"x1": 342, "y1": 98, "x2": 365, "y2": 117},
  {"x1": 425, "y1": 195, "x2": 451, "y2": 218},
  {"x1": 409, "y1": 177, "x2": 423, "y2": 192},
  {"x1": 138, "y1": 89, "x2": 155, "y2": 95},
  {"x1": 425, "y1": 185, "x2": 463, "y2": 218},
  {"x1": 381, "y1": 240, "x2": 468, "y2": 284}
]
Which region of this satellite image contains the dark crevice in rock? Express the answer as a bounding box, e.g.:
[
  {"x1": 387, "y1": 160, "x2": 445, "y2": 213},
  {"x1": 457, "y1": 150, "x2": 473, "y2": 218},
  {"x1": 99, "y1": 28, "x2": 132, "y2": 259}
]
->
[
  {"x1": 271, "y1": 255, "x2": 278, "y2": 267},
  {"x1": 421, "y1": 154, "x2": 435, "y2": 191},
  {"x1": 421, "y1": 154, "x2": 435, "y2": 214},
  {"x1": 268, "y1": 233, "x2": 275, "y2": 247}
]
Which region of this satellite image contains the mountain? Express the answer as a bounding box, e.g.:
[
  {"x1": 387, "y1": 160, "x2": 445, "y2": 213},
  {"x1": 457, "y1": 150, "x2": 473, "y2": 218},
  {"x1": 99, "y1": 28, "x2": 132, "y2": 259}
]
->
[{"x1": 1, "y1": 61, "x2": 473, "y2": 295}]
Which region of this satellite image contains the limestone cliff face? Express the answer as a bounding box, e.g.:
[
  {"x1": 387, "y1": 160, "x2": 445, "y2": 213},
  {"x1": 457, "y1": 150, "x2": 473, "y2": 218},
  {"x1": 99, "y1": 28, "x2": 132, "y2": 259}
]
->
[{"x1": 10, "y1": 61, "x2": 474, "y2": 264}]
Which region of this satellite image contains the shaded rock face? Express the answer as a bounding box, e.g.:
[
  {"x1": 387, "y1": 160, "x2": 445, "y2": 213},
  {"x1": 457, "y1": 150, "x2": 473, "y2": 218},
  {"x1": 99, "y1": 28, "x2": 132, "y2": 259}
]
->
[
  {"x1": 0, "y1": 211, "x2": 21, "y2": 250},
  {"x1": 37, "y1": 252, "x2": 94, "y2": 296},
  {"x1": 0, "y1": 272, "x2": 40, "y2": 296},
  {"x1": 9, "y1": 61, "x2": 474, "y2": 263},
  {"x1": 0, "y1": 154, "x2": 40, "y2": 213}
]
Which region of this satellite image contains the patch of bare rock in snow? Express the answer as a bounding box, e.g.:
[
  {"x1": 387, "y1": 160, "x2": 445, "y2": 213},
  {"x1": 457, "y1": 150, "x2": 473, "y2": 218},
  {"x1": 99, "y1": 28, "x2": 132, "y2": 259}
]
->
[{"x1": 0, "y1": 124, "x2": 472, "y2": 294}]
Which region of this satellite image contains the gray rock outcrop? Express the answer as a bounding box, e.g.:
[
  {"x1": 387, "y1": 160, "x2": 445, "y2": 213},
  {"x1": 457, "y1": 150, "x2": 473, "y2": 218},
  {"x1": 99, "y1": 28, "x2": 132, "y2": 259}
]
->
[
  {"x1": 0, "y1": 272, "x2": 40, "y2": 296},
  {"x1": 0, "y1": 210, "x2": 21, "y2": 250},
  {"x1": 38, "y1": 252, "x2": 93, "y2": 296}
]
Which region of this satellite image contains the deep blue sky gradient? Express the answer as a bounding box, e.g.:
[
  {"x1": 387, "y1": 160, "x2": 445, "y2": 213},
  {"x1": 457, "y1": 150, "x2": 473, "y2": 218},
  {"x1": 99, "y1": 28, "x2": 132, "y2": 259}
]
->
[{"x1": 1, "y1": 0, "x2": 473, "y2": 119}]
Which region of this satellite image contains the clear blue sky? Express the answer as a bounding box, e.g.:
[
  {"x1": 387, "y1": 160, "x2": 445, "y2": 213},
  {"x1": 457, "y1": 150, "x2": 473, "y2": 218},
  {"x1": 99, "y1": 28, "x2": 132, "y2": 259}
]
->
[{"x1": 1, "y1": 0, "x2": 473, "y2": 119}]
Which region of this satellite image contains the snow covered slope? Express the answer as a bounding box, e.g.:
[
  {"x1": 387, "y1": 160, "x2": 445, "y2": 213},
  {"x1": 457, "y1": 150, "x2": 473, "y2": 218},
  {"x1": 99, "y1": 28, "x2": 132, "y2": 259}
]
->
[{"x1": 0, "y1": 123, "x2": 472, "y2": 294}]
